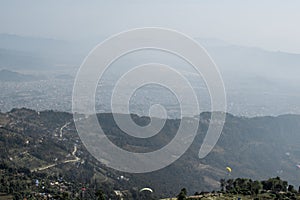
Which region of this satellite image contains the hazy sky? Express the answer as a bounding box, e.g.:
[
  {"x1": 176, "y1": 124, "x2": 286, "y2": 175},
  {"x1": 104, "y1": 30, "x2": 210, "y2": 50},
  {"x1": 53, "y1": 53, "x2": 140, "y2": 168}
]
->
[{"x1": 1, "y1": 0, "x2": 300, "y2": 53}]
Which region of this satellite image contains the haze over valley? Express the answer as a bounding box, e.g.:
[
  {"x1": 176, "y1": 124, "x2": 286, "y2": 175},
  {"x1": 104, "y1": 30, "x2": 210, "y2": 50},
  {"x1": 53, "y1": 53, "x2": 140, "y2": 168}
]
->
[
  {"x1": 1, "y1": 1, "x2": 300, "y2": 199},
  {"x1": 1, "y1": 34, "x2": 300, "y2": 117}
]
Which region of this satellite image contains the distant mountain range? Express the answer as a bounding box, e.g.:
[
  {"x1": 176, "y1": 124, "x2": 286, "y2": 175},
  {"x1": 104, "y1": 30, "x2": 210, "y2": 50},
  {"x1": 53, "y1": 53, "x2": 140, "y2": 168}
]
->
[
  {"x1": 1, "y1": 33, "x2": 300, "y2": 87},
  {"x1": 1, "y1": 108, "x2": 300, "y2": 197},
  {"x1": 1, "y1": 33, "x2": 300, "y2": 74},
  {"x1": 0, "y1": 69, "x2": 46, "y2": 81},
  {"x1": 0, "y1": 33, "x2": 300, "y2": 117},
  {"x1": 0, "y1": 33, "x2": 85, "y2": 69}
]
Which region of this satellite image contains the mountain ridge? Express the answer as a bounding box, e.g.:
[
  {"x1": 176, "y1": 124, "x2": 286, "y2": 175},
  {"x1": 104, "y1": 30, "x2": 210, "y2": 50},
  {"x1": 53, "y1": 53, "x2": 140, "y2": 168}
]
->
[{"x1": 1, "y1": 108, "x2": 300, "y2": 197}]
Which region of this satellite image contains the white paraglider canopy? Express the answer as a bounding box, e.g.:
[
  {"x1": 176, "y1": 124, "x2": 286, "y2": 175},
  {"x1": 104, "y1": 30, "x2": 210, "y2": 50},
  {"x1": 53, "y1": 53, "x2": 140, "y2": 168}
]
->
[{"x1": 139, "y1": 188, "x2": 153, "y2": 193}]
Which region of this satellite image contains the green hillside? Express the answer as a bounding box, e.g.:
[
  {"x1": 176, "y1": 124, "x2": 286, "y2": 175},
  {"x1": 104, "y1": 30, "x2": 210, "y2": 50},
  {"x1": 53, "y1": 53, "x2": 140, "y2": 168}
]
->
[{"x1": 1, "y1": 108, "x2": 300, "y2": 199}]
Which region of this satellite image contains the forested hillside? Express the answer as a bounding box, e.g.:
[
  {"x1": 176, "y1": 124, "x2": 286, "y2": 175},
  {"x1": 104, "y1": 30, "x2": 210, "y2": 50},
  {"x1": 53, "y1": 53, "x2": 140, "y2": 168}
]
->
[{"x1": 1, "y1": 108, "x2": 300, "y2": 199}]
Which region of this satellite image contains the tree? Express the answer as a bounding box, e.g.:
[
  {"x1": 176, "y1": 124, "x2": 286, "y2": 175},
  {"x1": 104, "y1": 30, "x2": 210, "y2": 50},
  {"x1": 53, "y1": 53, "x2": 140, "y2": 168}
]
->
[
  {"x1": 95, "y1": 189, "x2": 106, "y2": 200},
  {"x1": 226, "y1": 179, "x2": 234, "y2": 192},
  {"x1": 288, "y1": 185, "x2": 297, "y2": 193},
  {"x1": 177, "y1": 188, "x2": 187, "y2": 200},
  {"x1": 251, "y1": 181, "x2": 262, "y2": 195},
  {"x1": 61, "y1": 192, "x2": 70, "y2": 200},
  {"x1": 181, "y1": 188, "x2": 187, "y2": 196},
  {"x1": 220, "y1": 179, "x2": 226, "y2": 192}
]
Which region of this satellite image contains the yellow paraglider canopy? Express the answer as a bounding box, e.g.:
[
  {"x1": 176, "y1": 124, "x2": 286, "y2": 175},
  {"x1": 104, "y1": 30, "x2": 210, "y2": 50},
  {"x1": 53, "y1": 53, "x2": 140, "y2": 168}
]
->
[{"x1": 226, "y1": 167, "x2": 232, "y2": 173}]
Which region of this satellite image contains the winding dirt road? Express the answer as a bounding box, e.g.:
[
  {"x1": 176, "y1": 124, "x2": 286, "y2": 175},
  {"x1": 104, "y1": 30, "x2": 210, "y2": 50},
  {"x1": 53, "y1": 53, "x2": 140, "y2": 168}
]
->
[{"x1": 30, "y1": 145, "x2": 80, "y2": 172}]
